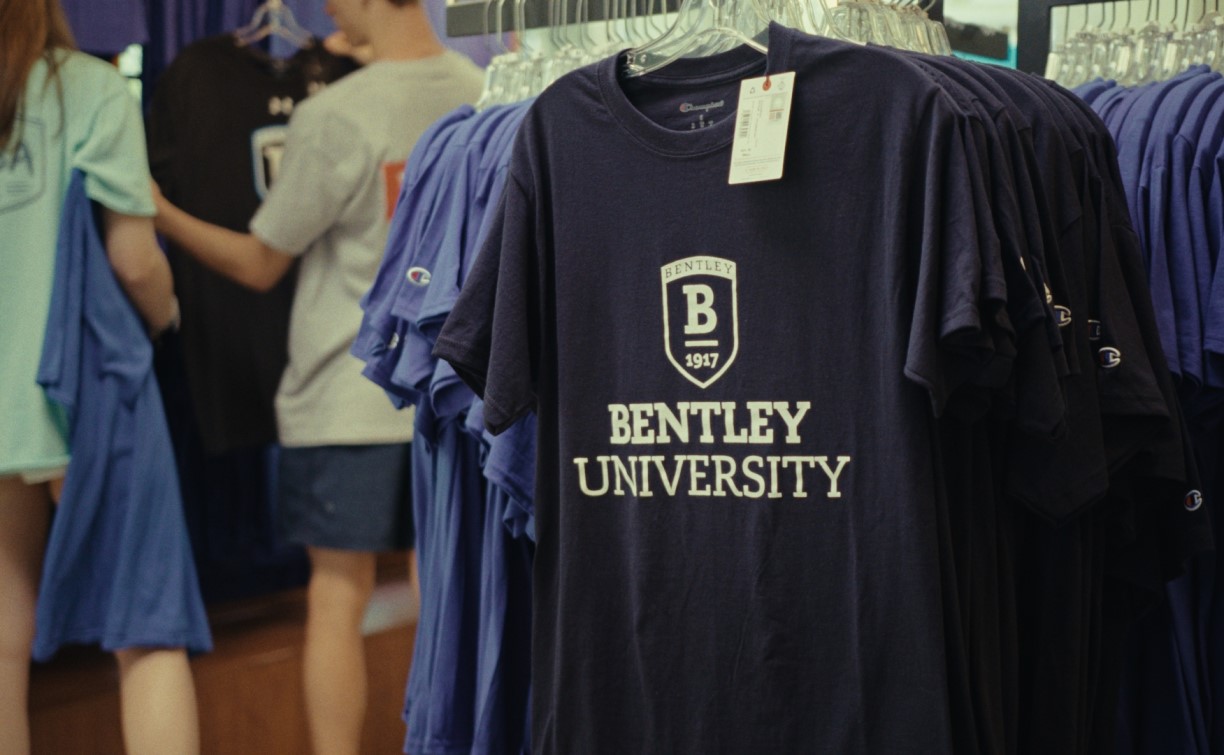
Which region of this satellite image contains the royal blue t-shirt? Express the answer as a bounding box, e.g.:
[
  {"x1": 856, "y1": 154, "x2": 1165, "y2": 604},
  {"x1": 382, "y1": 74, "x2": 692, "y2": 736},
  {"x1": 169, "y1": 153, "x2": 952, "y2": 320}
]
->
[
  {"x1": 1142, "y1": 69, "x2": 1220, "y2": 385},
  {"x1": 355, "y1": 105, "x2": 475, "y2": 405}
]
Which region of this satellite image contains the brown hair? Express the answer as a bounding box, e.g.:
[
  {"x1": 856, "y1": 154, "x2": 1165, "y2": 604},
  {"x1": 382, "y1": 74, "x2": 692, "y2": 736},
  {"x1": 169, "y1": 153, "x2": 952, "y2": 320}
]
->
[{"x1": 0, "y1": 0, "x2": 77, "y2": 151}]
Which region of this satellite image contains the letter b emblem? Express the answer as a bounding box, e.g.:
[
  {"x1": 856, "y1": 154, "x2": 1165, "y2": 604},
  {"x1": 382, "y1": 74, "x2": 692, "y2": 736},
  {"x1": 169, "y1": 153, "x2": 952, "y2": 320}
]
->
[
  {"x1": 683, "y1": 284, "x2": 717, "y2": 334},
  {"x1": 662, "y1": 256, "x2": 739, "y2": 389}
]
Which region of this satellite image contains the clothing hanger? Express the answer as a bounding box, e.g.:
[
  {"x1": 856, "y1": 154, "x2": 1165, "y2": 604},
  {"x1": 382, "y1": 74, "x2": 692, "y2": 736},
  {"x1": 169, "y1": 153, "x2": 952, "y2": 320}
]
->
[
  {"x1": 234, "y1": 0, "x2": 313, "y2": 49},
  {"x1": 621, "y1": 0, "x2": 772, "y2": 78},
  {"x1": 475, "y1": 0, "x2": 516, "y2": 109}
]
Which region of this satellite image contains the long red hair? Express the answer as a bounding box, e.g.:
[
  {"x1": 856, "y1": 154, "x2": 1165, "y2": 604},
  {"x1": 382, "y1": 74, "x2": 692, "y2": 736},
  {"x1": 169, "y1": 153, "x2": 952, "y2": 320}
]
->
[{"x1": 0, "y1": 0, "x2": 77, "y2": 150}]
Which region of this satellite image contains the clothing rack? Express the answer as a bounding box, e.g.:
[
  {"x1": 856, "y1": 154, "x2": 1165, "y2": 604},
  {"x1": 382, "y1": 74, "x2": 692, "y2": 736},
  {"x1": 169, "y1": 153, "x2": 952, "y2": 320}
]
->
[
  {"x1": 444, "y1": 0, "x2": 940, "y2": 39},
  {"x1": 1018, "y1": 0, "x2": 1117, "y2": 74}
]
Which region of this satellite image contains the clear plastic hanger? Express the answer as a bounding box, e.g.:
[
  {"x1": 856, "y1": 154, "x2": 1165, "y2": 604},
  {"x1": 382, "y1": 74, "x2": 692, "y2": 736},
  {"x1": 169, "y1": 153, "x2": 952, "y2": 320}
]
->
[
  {"x1": 233, "y1": 0, "x2": 313, "y2": 49},
  {"x1": 475, "y1": 0, "x2": 517, "y2": 109},
  {"x1": 1045, "y1": 5, "x2": 1071, "y2": 80},
  {"x1": 1158, "y1": 0, "x2": 1189, "y2": 79},
  {"x1": 1125, "y1": 0, "x2": 1173, "y2": 84},
  {"x1": 621, "y1": 0, "x2": 771, "y2": 78},
  {"x1": 1105, "y1": 1, "x2": 1135, "y2": 82}
]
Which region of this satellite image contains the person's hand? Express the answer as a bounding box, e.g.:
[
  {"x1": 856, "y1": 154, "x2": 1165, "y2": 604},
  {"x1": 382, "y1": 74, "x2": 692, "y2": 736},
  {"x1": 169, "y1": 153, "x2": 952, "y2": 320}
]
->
[
  {"x1": 149, "y1": 179, "x2": 174, "y2": 234},
  {"x1": 323, "y1": 30, "x2": 374, "y2": 65}
]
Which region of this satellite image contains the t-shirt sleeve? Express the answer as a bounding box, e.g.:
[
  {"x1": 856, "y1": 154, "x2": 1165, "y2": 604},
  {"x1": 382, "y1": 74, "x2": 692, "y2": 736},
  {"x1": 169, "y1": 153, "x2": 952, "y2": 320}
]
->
[
  {"x1": 72, "y1": 64, "x2": 155, "y2": 217},
  {"x1": 902, "y1": 112, "x2": 997, "y2": 417},
  {"x1": 434, "y1": 172, "x2": 539, "y2": 435},
  {"x1": 249, "y1": 103, "x2": 367, "y2": 256}
]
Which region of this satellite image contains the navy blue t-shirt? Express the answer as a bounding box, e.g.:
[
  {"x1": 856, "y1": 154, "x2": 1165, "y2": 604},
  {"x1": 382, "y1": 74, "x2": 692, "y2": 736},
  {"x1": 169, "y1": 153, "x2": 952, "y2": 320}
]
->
[{"x1": 437, "y1": 24, "x2": 1007, "y2": 754}]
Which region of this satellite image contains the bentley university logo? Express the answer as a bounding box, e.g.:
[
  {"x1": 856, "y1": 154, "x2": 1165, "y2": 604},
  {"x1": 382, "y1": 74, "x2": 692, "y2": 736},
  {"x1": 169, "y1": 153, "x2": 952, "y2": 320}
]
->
[{"x1": 661, "y1": 255, "x2": 739, "y2": 388}]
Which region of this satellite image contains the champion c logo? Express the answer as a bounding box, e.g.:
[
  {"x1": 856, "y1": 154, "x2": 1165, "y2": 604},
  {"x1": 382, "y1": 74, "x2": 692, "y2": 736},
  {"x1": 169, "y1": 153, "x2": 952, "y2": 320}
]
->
[
  {"x1": 1186, "y1": 490, "x2": 1204, "y2": 511},
  {"x1": 1055, "y1": 305, "x2": 1072, "y2": 327},
  {"x1": 406, "y1": 267, "x2": 431, "y2": 286},
  {"x1": 1098, "y1": 347, "x2": 1122, "y2": 368},
  {"x1": 1088, "y1": 319, "x2": 1102, "y2": 342}
]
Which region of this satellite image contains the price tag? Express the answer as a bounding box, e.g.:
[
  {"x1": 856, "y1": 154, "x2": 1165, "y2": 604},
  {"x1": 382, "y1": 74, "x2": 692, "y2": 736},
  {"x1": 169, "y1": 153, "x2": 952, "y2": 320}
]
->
[{"x1": 728, "y1": 71, "x2": 795, "y2": 185}]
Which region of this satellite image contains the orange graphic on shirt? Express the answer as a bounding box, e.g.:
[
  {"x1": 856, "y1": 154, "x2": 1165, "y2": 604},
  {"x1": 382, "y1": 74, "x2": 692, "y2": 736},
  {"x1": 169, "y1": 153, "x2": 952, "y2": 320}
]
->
[{"x1": 383, "y1": 160, "x2": 407, "y2": 220}]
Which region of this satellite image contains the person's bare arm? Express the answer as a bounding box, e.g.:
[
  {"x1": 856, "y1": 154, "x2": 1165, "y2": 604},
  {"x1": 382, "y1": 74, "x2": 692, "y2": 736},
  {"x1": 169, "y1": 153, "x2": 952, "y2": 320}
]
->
[
  {"x1": 151, "y1": 184, "x2": 295, "y2": 293},
  {"x1": 102, "y1": 209, "x2": 179, "y2": 336}
]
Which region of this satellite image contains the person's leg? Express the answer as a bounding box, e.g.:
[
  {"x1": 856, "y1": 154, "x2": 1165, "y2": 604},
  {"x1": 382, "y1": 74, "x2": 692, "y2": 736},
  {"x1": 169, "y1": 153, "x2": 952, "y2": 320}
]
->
[
  {"x1": 0, "y1": 477, "x2": 52, "y2": 755},
  {"x1": 303, "y1": 546, "x2": 377, "y2": 755},
  {"x1": 113, "y1": 646, "x2": 200, "y2": 755}
]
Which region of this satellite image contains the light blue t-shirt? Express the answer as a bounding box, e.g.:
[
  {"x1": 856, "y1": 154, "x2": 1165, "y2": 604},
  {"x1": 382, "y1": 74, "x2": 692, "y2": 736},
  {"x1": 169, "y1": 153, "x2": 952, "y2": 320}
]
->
[{"x1": 0, "y1": 50, "x2": 155, "y2": 476}]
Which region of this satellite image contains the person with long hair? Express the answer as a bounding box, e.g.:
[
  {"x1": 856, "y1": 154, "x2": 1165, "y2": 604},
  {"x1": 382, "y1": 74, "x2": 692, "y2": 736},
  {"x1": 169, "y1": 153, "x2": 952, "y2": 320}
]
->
[{"x1": 0, "y1": 1, "x2": 198, "y2": 753}]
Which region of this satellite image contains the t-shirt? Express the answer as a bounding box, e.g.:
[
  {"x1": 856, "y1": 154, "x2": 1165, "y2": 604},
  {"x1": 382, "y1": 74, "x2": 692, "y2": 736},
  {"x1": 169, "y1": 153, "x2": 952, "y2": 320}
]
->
[
  {"x1": 147, "y1": 35, "x2": 358, "y2": 454},
  {"x1": 436, "y1": 24, "x2": 997, "y2": 753},
  {"x1": 1140, "y1": 69, "x2": 1220, "y2": 386},
  {"x1": 353, "y1": 104, "x2": 476, "y2": 405},
  {"x1": 33, "y1": 170, "x2": 212, "y2": 662},
  {"x1": 1177, "y1": 79, "x2": 1224, "y2": 391},
  {"x1": 0, "y1": 50, "x2": 155, "y2": 476},
  {"x1": 250, "y1": 50, "x2": 483, "y2": 447}
]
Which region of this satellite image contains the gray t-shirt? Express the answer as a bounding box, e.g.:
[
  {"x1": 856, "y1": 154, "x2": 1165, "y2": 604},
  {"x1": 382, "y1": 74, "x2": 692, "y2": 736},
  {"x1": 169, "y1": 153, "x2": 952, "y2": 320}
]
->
[{"x1": 251, "y1": 50, "x2": 484, "y2": 446}]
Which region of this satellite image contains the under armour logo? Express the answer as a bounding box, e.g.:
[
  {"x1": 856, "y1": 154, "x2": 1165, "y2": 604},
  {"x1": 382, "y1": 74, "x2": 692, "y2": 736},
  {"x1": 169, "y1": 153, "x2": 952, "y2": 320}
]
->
[
  {"x1": 1186, "y1": 490, "x2": 1204, "y2": 511},
  {"x1": 268, "y1": 96, "x2": 295, "y2": 116},
  {"x1": 1098, "y1": 347, "x2": 1122, "y2": 369}
]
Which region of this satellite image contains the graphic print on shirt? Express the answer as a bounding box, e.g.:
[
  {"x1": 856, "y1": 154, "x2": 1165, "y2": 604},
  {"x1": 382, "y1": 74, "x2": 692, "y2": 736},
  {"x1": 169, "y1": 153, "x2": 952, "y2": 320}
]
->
[
  {"x1": 250, "y1": 125, "x2": 288, "y2": 199},
  {"x1": 662, "y1": 255, "x2": 739, "y2": 388},
  {"x1": 0, "y1": 116, "x2": 45, "y2": 214},
  {"x1": 570, "y1": 255, "x2": 852, "y2": 503},
  {"x1": 572, "y1": 401, "x2": 852, "y2": 501},
  {"x1": 382, "y1": 160, "x2": 407, "y2": 220}
]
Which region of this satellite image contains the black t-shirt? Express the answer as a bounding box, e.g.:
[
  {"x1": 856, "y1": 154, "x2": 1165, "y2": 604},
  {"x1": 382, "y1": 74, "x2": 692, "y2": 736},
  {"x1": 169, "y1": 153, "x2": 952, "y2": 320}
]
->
[
  {"x1": 146, "y1": 35, "x2": 357, "y2": 454},
  {"x1": 438, "y1": 24, "x2": 1013, "y2": 754}
]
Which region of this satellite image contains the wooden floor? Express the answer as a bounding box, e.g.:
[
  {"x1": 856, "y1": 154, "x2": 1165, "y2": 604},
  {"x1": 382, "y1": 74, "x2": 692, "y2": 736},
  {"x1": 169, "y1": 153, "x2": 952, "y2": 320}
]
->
[{"x1": 29, "y1": 576, "x2": 418, "y2": 754}]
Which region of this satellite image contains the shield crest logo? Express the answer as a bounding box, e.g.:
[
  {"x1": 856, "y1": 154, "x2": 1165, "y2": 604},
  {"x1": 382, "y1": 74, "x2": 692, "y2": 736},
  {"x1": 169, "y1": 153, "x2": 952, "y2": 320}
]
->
[
  {"x1": 0, "y1": 117, "x2": 45, "y2": 215},
  {"x1": 250, "y1": 125, "x2": 288, "y2": 199},
  {"x1": 661, "y1": 255, "x2": 739, "y2": 389}
]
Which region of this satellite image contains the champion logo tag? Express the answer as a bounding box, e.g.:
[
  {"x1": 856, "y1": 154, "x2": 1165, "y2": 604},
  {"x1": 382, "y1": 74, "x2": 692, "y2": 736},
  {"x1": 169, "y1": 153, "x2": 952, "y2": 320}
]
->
[
  {"x1": 679, "y1": 100, "x2": 725, "y2": 113},
  {"x1": 406, "y1": 267, "x2": 431, "y2": 286},
  {"x1": 1088, "y1": 319, "x2": 1102, "y2": 341},
  {"x1": 1185, "y1": 490, "x2": 1204, "y2": 511},
  {"x1": 1098, "y1": 347, "x2": 1122, "y2": 368},
  {"x1": 1055, "y1": 305, "x2": 1072, "y2": 327}
]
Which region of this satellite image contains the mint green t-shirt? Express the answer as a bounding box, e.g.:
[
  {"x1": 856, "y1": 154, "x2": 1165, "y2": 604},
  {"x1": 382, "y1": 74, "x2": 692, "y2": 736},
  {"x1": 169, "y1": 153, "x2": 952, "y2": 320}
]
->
[{"x1": 0, "y1": 51, "x2": 155, "y2": 476}]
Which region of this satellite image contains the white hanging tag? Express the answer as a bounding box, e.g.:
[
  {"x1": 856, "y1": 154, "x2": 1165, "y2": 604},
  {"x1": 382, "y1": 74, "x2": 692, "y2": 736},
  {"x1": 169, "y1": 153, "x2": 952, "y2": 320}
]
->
[{"x1": 728, "y1": 71, "x2": 795, "y2": 185}]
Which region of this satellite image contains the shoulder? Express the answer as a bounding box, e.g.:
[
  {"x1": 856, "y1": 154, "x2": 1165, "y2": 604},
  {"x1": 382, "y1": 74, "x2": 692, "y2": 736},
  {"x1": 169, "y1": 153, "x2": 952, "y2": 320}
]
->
[
  {"x1": 430, "y1": 50, "x2": 486, "y2": 89},
  {"x1": 54, "y1": 50, "x2": 131, "y2": 99}
]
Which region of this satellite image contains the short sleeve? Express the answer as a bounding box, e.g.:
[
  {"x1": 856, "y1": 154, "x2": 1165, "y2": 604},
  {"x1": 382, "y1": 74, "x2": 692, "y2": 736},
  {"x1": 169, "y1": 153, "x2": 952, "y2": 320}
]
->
[
  {"x1": 902, "y1": 112, "x2": 996, "y2": 417},
  {"x1": 249, "y1": 103, "x2": 368, "y2": 256},
  {"x1": 72, "y1": 66, "x2": 155, "y2": 217},
  {"x1": 434, "y1": 173, "x2": 539, "y2": 435}
]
